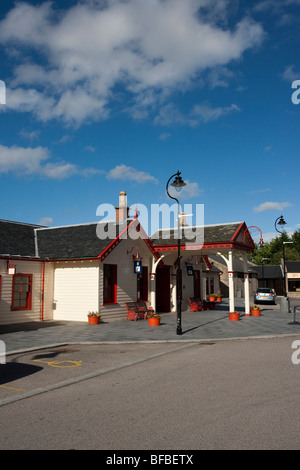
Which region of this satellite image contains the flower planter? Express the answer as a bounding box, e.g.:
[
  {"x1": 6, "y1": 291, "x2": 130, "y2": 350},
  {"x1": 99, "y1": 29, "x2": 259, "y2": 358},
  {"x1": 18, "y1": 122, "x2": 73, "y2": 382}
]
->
[
  {"x1": 229, "y1": 312, "x2": 240, "y2": 321},
  {"x1": 88, "y1": 316, "x2": 100, "y2": 325},
  {"x1": 209, "y1": 296, "x2": 216, "y2": 302},
  {"x1": 148, "y1": 317, "x2": 160, "y2": 326},
  {"x1": 216, "y1": 297, "x2": 222, "y2": 302},
  {"x1": 251, "y1": 309, "x2": 261, "y2": 316}
]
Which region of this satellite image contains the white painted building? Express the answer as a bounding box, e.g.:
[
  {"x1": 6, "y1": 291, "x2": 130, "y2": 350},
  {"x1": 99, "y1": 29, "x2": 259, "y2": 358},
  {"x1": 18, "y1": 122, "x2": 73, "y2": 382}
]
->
[{"x1": 0, "y1": 192, "x2": 255, "y2": 325}]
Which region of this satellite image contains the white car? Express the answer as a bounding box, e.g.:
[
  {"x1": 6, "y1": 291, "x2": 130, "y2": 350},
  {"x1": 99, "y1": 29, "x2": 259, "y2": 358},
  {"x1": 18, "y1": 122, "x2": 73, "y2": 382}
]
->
[{"x1": 254, "y1": 288, "x2": 276, "y2": 304}]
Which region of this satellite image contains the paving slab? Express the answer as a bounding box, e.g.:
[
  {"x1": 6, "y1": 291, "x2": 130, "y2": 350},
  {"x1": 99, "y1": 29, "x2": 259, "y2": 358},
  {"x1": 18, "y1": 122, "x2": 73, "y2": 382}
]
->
[{"x1": 1, "y1": 299, "x2": 300, "y2": 355}]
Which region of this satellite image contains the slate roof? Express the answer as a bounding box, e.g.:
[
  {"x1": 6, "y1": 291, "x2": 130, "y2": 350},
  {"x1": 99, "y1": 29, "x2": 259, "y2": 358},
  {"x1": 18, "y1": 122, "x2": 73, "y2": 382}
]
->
[
  {"x1": 0, "y1": 218, "x2": 135, "y2": 260},
  {"x1": 286, "y1": 261, "x2": 300, "y2": 273},
  {"x1": 252, "y1": 264, "x2": 283, "y2": 279},
  {"x1": 1, "y1": 218, "x2": 255, "y2": 261},
  {"x1": 151, "y1": 222, "x2": 245, "y2": 246},
  {"x1": 36, "y1": 220, "x2": 133, "y2": 259},
  {"x1": 0, "y1": 219, "x2": 43, "y2": 257}
]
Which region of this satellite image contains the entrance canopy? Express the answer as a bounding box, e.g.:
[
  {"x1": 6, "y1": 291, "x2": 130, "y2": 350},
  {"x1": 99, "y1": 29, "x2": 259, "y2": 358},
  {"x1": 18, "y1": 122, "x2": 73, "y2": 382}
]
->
[
  {"x1": 151, "y1": 221, "x2": 254, "y2": 255},
  {"x1": 150, "y1": 221, "x2": 255, "y2": 314}
]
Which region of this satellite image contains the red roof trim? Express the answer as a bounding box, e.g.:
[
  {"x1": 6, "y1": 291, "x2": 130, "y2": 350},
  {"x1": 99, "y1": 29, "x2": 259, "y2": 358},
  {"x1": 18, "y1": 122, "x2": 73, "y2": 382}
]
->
[
  {"x1": 231, "y1": 222, "x2": 245, "y2": 241},
  {"x1": 98, "y1": 218, "x2": 160, "y2": 263}
]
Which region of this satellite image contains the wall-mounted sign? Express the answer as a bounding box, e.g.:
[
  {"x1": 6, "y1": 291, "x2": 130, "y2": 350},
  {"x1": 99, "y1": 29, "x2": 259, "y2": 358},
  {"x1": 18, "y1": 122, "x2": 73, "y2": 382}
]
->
[
  {"x1": 7, "y1": 262, "x2": 16, "y2": 275},
  {"x1": 134, "y1": 260, "x2": 142, "y2": 274},
  {"x1": 186, "y1": 265, "x2": 194, "y2": 276}
]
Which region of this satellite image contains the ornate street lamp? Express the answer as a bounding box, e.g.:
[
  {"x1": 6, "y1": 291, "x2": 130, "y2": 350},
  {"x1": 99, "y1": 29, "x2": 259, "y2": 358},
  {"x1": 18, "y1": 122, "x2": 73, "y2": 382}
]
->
[
  {"x1": 275, "y1": 215, "x2": 287, "y2": 297},
  {"x1": 166, "y1": 171, "x2": 186, "y2": 335}
]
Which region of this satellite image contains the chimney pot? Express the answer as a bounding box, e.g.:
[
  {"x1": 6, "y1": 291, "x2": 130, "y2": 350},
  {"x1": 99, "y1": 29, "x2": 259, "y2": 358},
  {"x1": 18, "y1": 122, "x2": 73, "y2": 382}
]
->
[{"x1": 115, "y1": 191, "x2": 129, "y2": 222}]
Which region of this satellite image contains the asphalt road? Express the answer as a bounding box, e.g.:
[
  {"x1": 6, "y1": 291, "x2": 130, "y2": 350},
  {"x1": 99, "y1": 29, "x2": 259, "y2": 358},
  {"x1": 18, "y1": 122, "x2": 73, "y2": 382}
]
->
[{"x1": 0, "y1": 336, "x2": 300, "y2": 451}]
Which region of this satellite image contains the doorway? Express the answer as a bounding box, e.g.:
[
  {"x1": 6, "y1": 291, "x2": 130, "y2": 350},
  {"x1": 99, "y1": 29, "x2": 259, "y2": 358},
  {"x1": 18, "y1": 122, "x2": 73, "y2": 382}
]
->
[
  {"x1": 194, "y1": 270, "x2": 201, "y2": 299},
  {"x1": 156, "y1": 265, "x2": 171, "y2": 312}
]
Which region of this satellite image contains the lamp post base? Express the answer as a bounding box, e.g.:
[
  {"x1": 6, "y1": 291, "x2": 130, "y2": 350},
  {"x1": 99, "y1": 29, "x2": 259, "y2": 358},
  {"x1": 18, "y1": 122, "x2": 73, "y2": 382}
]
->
[{"x1": 176, "y1": 326, "x2": 182, "y2": 335}]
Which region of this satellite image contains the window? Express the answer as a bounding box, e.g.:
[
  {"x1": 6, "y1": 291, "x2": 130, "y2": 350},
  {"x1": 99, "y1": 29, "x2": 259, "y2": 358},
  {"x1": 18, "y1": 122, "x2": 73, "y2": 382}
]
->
[
  {"x1": 12, "y1": 274, "x2": 32, "y2": 310},
  {"x1": 103, "y1": 264, "x2": 117, "y2": 304}
]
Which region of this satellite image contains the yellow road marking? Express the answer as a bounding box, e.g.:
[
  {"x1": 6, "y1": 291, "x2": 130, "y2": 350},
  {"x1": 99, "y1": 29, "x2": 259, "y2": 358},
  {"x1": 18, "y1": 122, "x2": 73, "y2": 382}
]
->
[
  {"x1": 0, "y1": 385, "x2": 26, "y2": 392},
  {"x1": 34, "y1": 359, "x2": 82, "y2": 368}
]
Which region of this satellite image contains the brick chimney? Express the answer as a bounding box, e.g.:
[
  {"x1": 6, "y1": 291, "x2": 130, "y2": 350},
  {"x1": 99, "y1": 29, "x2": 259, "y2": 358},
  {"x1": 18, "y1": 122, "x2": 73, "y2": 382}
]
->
[{"x1": 115, "y1": 191, "x2": 129, "y2": 222}]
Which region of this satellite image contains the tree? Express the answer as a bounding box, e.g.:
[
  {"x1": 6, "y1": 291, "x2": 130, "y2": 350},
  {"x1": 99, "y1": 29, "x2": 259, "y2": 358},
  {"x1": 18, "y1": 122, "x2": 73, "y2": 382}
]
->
[{"x1": 248, "y1": 230, "x2": 300, "y2": 265}]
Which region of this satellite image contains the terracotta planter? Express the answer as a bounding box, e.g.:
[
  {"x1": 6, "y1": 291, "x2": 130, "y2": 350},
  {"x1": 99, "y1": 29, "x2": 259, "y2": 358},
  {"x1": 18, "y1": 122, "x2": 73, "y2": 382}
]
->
[
  {"x1": 88, "y1": 316, "x2": 100, "y2": 325},
  {"x1": 148, "y1": 317, "x2": 160, "y2": 326},
  {"x1": 251, "y1": 309, "x2": 261, "y2": 316},
  {"x1": 229, "y1": 312, "x2": 240, "y2": 321},
  {"x1": 209, "y1": 296, "x2": 216, "y2": 302},
  {"x1": 216, "y1": 297, "x2": 222, "y2": 302}
]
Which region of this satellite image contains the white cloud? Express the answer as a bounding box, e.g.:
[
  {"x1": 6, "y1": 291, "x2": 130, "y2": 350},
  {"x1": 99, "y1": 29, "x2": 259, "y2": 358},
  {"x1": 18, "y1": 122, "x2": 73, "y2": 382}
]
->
[
  {"x1": 106, "y1": 165, "x2": 158, "y2": 184},
  {"x1": 253, "y1": 201, "x2": 292, "y2": 212},
  {"x1": 282, "y1": 65, "x2": 300, "y2": 82},
  {"x1": 154, "y1": 102, "x2": 240, "y2": 126},
  {"x1": 168, "y1": 180, "x2": 203, "y2": 200},
  {"x1": 0, "y1": 0, "x2": 265, "y2": 125},
  {"x1": 192, "y1": 103, "x2": 240, "y2": 123},
  {"x1": 38, "y1": 217, "x2": 54, "y2": 227},
  {"x1": 0, "y1": 144, "x2": 100, "y2": 180}
]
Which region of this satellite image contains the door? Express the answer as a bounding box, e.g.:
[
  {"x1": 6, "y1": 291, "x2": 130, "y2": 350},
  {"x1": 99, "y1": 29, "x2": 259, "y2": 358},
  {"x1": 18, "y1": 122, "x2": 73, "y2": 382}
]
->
[
  {"x1": 156, "y1": 265, "x2": 171, "y2": 312},
  {"x1": 137, "y1": 266, "x2": 148, "y2": 301},
  {"x1": 194, "y1": 270, "x2": 201, "y2": 299}
]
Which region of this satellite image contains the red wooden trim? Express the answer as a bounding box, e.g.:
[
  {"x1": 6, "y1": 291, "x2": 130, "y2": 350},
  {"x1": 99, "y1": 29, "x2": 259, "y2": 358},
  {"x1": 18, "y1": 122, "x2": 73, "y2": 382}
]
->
[
  {"x1": 231, "y1": 222, "x2": 245, "y2": 241},
  {"x1": 103, "y1": 264, "x2": 117, "y2": 304},
  {"x1": 153, "y1": 240, "x2": 253, "y2": 253},
  {"x1": 153, "y1": 242, "x2": 234, "y2": 252},
  {"x1": 113, "y1": 264, "x2": 117, "y2": 303},
  {"x1": 203, "y1": 255, "x2": 212, "y2": 270},
  {"x1": 99, "y1": 218, "x2": 160, "y2": 263}
]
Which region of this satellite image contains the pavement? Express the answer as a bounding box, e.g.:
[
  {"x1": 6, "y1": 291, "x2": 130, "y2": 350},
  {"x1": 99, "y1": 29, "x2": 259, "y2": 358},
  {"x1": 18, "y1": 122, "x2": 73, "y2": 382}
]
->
[{"x1": 1, "y1": 298, "x2": 300, "y2": 355}]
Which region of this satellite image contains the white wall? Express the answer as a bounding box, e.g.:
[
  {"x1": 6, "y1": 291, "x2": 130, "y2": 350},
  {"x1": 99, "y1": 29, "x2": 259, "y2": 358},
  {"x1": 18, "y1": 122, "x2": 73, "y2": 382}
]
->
[
  {"x1": 53, "y1": 260, "x2": 99, "y2": 322},
  {"x1": 100, "y1": 237, "x2": 153, "y2": 321}
]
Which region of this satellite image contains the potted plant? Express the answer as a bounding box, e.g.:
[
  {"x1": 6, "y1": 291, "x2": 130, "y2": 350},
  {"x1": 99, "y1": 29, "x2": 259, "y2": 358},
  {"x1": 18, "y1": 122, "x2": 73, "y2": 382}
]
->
[
  {"x1": 209, "y1": 293, "x2": 217, "y2": 302},
  {"x1": 251, "y1": 305, "x2": 261, "y2": 316},
  {"x1": 216, "y1": 293, "x2": 223, "y2": 302},
  {"x1": 148, "y1": 313, "x2": 161, "y2": 326},
  {"x1": 229, "y1": 311, "x2": 240, "y2": 321},
  {"x1": 87, "y1": 311, "x2": 101, "y2": 324}
]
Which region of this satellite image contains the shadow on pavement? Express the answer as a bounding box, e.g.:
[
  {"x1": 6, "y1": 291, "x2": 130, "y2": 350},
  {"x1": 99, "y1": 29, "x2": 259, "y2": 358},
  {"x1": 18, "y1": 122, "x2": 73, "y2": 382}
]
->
[
  {"x1": 0, "y1": 362, "x2": 43, "y2": 386},
  {"x1": 0, "y1": 321, "x2": 69, "y2": 335}
]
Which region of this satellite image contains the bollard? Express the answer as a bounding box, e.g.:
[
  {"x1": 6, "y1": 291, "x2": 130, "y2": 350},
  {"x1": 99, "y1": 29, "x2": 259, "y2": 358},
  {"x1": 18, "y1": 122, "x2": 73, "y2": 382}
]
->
[
  {"x1": 280, "y1": 296, "x2": 290, "y2": 313},
  {"x1": 288, "y1": 306, "x2": 300, "y2": 325}
]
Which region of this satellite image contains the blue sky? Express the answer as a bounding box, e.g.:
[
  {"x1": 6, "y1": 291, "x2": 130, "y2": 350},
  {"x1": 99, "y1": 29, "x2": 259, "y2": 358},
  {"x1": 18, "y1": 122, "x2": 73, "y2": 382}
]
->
[{"x1": 0, "y1": 0, "x2": 299, "y2": 243}]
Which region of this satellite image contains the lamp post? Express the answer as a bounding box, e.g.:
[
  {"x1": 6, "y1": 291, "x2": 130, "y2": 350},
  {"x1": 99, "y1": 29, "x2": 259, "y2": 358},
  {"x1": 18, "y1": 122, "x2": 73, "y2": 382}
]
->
[
  {"x1": 166, "y1": 171, "x2": 186, "y2": 335},
  {"x1": 275, "y1": 215, "x2": 287, "y2": 296}
]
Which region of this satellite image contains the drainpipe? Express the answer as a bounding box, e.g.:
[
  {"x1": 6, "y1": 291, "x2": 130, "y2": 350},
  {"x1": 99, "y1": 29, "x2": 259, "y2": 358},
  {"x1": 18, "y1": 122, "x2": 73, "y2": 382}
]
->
[{"x1": 41, "y1": 261, "x2": 45, "y2": 321}]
